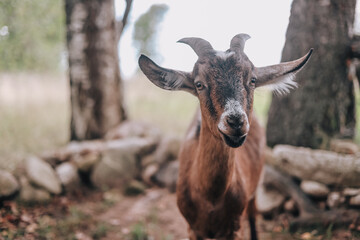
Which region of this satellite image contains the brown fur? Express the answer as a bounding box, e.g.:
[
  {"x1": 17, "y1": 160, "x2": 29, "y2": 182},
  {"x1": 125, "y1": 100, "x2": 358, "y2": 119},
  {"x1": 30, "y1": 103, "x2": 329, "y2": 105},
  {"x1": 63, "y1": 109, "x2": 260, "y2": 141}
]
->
[
  {"x1": 138, "y1": 35, "x2": 312, "y2": 240},
  {"x1": 177, "y1": 110, "x2": 265, "y2": 239}
]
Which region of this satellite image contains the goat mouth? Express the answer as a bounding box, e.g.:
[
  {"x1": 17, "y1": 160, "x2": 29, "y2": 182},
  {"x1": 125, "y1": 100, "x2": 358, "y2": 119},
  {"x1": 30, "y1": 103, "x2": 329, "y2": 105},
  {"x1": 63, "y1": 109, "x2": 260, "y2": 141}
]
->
[{"x1": 218, "y1": 130, "x2": 247, "y2": 148}]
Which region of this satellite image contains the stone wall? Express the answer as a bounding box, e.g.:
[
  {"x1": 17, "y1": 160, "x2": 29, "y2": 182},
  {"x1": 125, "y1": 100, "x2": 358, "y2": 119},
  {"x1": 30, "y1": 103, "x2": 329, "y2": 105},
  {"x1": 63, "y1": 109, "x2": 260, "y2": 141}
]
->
[{"x1": 0, "y1": 121, "x2": 180, "y2": 203}]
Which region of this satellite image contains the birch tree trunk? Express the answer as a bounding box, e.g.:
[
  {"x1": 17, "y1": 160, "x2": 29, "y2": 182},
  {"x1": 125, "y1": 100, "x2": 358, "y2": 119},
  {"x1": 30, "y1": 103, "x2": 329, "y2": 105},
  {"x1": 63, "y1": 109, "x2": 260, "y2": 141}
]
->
[
  {"x1": 65, "y1": 0, "x2": 127, "y2": 140},
  {"x1": 266, "y1": 0, "x2": 357, "y2": 149}
]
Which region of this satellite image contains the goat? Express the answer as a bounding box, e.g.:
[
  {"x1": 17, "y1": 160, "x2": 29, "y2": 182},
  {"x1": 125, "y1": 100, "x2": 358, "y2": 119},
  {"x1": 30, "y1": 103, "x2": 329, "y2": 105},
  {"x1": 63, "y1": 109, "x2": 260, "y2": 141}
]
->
[{"x1": 138, "y1": 34, "x2": 312, "y2": 240}]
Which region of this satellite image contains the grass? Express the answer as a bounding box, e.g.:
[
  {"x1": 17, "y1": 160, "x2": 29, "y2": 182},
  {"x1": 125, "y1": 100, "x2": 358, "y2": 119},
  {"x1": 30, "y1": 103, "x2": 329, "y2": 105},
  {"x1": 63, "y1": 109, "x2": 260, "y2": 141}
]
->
[
  {"x1": 129, "y1": 222, "x2": 148, "y2": 240},
  {"x1": 35, "y1": 206, "x2": 111, "y2": 240},
  {"x1": 0, "y1": 72, "x2": 70, "y2": 171},
  {"x1": 0, "y1": 72, "x2": 358, "y2": 172},
  {"x1": 126, "y1": 74, "x2": 272, "y2": 135},
  {"x1": 126, "y1": 75, "x2": 198, "y2": 137},
  {"x1": 0, "y1": 72, "x2": 271, "y2": 172}
]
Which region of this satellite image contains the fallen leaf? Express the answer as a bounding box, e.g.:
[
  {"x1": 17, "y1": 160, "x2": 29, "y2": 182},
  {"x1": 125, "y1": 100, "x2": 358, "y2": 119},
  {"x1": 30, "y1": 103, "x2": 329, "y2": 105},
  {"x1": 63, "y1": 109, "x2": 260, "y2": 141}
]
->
[
  {"x1": 21, "y1": 213, "x2": 32, "y2": 223},
  {"x1": 300, "y1": 232, "x2": 312, "y2": 240},
  {"x1": 25, "y1": 223, "x2": 38, "y2": 233},
  {"x1": 349, "y1": 223, "x2": 355, "y2": 230},
  {"x1": 272, "y1": 226, "x2": 283, "y2": 232},
  {"x1": 75, "y1": 231, "x2": 92, "y2": 240}
]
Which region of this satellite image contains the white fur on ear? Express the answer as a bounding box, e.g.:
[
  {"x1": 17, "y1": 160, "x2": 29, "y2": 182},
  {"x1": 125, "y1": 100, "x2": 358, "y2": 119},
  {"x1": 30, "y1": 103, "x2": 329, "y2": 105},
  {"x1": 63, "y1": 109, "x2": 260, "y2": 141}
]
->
[
  {"x1": 255, "y1": 49, "x2": 313, "y2": 95},
  {"x1": 262, "y1": 73, "x2": 298, "y2": 95}
]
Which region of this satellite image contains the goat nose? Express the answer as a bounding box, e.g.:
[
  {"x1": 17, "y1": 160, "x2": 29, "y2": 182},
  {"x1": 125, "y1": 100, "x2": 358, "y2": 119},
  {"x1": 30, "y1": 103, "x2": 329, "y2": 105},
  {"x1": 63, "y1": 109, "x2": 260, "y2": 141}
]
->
[{"x1": 226, "y1": 115, "x2": 243, "y2": 129}]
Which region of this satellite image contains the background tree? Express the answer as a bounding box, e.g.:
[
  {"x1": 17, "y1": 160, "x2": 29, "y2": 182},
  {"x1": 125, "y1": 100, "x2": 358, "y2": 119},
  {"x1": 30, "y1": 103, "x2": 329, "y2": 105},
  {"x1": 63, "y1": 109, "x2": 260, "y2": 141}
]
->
[
  {"x1": 266, "y1": 0, "x2": 357, "y2": 149},
  {"x1": 0, "y1": 0, "x2": 64, "y2": 71},
  {"x1": 133, "y1": 4, "x2": 168, "y2": 62},
  {"x1": 65, "y1": 0, "x2": 132, "y2": 140}
]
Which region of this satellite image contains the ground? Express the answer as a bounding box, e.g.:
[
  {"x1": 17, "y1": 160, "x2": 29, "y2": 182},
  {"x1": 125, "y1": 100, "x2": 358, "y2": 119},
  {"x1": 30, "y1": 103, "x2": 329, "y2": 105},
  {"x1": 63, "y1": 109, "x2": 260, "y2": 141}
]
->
[
  {"x1": 1, "y1": 73, "x2": 360, "y2": 239},
  {"x1": 1, "y1": 188, "x2": 359, "y2": 240}
]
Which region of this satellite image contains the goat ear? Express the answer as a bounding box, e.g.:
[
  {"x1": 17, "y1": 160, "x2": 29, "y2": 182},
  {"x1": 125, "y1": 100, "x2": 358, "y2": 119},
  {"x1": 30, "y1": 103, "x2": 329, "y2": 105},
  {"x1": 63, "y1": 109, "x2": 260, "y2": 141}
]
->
[
  {"x1": 255, "y1": 49, "x2": 313, "y2": 95},
  {"x1": 138, "y1": 55, "x2": 195, "y2": 95}
]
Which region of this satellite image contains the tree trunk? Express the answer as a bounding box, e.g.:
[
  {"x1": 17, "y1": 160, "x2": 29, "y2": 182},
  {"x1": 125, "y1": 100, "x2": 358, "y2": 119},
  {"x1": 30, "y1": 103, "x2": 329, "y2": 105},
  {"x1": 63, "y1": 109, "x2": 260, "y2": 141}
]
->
[
  {"x1": 266, "y1": 0, "x2": 356, "y2": 149},
  {"x1": 65, "y1": 0, "x2": 126, "y2": 141}
]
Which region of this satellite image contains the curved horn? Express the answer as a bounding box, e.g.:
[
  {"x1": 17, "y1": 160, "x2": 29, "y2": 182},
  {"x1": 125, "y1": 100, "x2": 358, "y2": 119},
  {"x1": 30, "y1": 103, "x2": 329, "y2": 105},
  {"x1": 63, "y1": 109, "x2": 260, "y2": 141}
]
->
[
  {"x1": 230, "y1": 33, "x2": 251, "y2": 53},
  {"x1": 177, "y1": 37, "x2": 214, "y2": 57}
]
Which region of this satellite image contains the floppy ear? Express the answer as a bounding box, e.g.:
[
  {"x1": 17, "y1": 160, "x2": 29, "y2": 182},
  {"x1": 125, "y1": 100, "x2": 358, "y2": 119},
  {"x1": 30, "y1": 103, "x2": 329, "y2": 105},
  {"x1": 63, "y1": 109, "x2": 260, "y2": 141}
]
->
[
  {"x1": 138, "y1": 55, "x2": 196, "y2": 95},
  {"x1": 255, "y1": 49, "x2": 313, "y2": 95}
]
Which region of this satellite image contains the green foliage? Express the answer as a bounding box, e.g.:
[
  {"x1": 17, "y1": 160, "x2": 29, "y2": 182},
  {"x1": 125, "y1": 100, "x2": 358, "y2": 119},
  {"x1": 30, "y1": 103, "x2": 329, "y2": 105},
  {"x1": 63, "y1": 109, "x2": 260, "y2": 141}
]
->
[
  {"x1": 0, "y1": 0, "x2": 65, "y2": 71},
  {"x1": 92, "y1": 223, "x2": 109, "y2": 239},
  {"x1": 133, "y1": 4, "x2": 168, "y2": 62},
  {"x1": 130, "y1": 222, "x2": 148, "y2": 240}
]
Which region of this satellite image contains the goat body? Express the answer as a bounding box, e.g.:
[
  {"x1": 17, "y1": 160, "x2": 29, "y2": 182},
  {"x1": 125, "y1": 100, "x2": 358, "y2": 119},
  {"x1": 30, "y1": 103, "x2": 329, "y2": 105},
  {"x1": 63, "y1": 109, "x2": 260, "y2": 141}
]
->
[
  {"x1": 177, "y1": 110, "x2": 264, "y2": 239},
  {"x1": 138, "y1": 34, "x2": 312, "y2": 240}
]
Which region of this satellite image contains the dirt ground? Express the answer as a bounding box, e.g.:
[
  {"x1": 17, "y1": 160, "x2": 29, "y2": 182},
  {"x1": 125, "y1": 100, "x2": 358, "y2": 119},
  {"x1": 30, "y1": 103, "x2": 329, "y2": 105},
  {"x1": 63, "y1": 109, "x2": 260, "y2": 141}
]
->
[
  {"x1": 1, "y1": 188, "x2": 359, "y2": 240},
  {"x1": 96, "y1": 188, "x2": 291, "y2": 240}
]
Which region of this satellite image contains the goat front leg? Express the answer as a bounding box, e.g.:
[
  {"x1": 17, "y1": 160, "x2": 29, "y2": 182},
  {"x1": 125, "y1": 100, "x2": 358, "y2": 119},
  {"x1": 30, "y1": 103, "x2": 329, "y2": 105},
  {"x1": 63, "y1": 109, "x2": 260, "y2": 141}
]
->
[
  {"x1": 188, "y1": 227, "x2": 203, "y2": 240},
  {"x1": 247, "y1": 197, "x2": 258, "y2": 240}
]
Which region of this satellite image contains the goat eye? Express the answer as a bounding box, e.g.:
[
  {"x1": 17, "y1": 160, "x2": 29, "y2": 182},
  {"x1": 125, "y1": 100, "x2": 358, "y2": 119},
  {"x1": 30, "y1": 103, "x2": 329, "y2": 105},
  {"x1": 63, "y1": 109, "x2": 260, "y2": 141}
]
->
[
  {"x1": 195, "y1": 82, "x2": 204, "y2": 90},
  {"x1": 250, "y1": 77, "x2": 256, "y2": 85}
]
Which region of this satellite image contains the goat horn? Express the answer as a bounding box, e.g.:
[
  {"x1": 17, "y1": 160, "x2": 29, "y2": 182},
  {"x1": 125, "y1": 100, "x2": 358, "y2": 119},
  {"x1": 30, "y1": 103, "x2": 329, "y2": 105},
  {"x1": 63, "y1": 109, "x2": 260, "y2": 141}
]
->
[
  {"x1": 230, "y1": 33, "x2": 251, "y2": 53},
  {"x1": 177, "y1": 37, "x2": 214, "y2": 57}
]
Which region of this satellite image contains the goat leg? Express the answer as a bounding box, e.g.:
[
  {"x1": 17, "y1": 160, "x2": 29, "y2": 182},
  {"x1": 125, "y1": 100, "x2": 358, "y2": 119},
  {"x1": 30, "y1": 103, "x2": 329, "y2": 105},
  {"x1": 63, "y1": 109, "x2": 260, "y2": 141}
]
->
[{"x1": 247, "y1": 197, "x2": 258, "y2": 240}]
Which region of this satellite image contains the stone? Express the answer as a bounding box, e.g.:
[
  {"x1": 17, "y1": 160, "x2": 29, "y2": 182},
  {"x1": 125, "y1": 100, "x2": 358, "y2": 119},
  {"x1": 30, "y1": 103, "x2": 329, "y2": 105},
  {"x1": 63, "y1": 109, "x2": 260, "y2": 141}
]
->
[
  {"x1": 153, "y1": 161, "x2": 179, "y2": 192},
  {"x1": 142, "y1": 164, "x2": 158, "y2": 185},
  {"x1": 73, "y1": 151, "x2": 100, "y2": 172},
  {"x1": 256, "y1": 184, "x2": 285, "y2": 215},
  {"x1": 143, "y1": 136, "x2": 181, "y2": 167},
  {"x1": 19, "y1": 177, "x2": 51, "y2": 202},
  {"x1": 25, "y1": 157, "x2": 62, "y2": 194},
  {"x1": 327, "y1": 192, "x2": 345, "y2": 209},
  {"x1": 91, "y1": 138, "x2": 156, "y2": 189},
  {"x1": 124, "y1": 180, "x2": 146, "y2": 196},
  {"x1": 56, "y1": 162, "x2": 81, "y2": 191},
  {"x1": 300, "y1": 180, "x2": 330, "y2": 198},
  {"x1": 264, "y1": 147, "x2": 276, "y2": 165},
  {"x1": 284, "y1": 199, "x2": 297, "y2": 213},
  {"x1": 105, "y1": 121, "x2": 162, "y2": 143},
  {"x1": 141, "y1": 154, "x2": 156, "y2": 168},
  {"x1": 349, "y1": 194, "x2": 360, "y2": 206},
  {"x1": 330, "y1": 139, "x2": 359, "y2": 155},
  {"x1": 0, "y1": 169, "x2": 19, "y2": 198},
  {"x1": 343, "y1": 188, "x2": 360, "y2": 196},
  {"x1": 42, "y1": 140, "x2": 104, "y2": 164}
]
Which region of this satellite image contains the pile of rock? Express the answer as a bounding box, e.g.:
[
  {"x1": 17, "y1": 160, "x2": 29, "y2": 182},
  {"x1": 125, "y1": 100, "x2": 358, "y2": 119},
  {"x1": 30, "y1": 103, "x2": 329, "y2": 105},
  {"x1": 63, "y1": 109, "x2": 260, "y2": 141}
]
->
[
  {"x1": 0, "y1": 121, "x2": 181, "y2": 203},
  {"x1": 1, "y1": 120, "x2": 360, "y2": 222},
  {"x1": 256, "y1": 141, "x2": 360, "y2": 218}
]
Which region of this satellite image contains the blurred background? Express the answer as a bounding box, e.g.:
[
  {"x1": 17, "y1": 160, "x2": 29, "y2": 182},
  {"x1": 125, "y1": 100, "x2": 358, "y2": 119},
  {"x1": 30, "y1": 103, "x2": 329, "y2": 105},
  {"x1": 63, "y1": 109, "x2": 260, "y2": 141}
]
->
[
  {"x1": 0, "y1": 0, "x2": 306, "y2": 171},
  {"x1": 1, "y1": 0, "x2": 360, "y2": 239}
]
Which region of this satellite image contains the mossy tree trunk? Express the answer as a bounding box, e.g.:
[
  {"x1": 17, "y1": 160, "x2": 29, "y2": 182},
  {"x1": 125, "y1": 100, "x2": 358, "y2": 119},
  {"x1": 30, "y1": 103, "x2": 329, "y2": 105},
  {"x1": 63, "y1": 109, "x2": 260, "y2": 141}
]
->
[
  {"x1": 266, "y1": 0, "x2": 357, "y2": 149},
  {"x1": 65, "y1": 0, "x2": 131, "y2": 140}
]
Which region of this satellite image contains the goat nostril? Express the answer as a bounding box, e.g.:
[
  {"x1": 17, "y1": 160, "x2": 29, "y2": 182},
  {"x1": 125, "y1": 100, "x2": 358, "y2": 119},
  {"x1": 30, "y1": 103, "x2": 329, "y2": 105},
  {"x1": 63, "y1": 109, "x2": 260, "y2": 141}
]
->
[{"x1": 226, "y1": 116, "x2": 242, "y2": 129}]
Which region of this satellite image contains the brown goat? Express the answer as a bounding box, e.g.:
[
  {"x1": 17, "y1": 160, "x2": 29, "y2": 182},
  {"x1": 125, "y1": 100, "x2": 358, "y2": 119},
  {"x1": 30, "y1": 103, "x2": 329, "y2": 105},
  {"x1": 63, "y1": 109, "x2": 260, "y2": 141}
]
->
[{"x1": 139, "y1": 34, "x2": 312, "y2": 240}]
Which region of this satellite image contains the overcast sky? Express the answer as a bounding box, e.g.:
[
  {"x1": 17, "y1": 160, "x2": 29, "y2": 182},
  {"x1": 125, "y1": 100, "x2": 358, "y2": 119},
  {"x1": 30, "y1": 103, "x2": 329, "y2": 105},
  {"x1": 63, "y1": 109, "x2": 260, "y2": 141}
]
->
[{"x1": 116, "y1": 0, "x2": 360, "y2": 79}]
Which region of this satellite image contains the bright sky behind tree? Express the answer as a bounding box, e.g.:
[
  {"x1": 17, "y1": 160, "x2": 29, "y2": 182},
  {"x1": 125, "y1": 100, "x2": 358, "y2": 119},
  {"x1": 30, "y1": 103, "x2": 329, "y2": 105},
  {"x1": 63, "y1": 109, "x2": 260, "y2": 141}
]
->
[{"x1": 116, "y1": 0, "x2": 360, "y2": 79}]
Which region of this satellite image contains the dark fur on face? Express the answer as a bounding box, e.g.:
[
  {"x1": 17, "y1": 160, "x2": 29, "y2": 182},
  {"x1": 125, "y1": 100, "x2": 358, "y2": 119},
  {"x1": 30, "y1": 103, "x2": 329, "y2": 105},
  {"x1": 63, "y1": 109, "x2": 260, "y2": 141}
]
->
[{"x1": 191, "y1": 52, "x2": 256, "y2": 143}]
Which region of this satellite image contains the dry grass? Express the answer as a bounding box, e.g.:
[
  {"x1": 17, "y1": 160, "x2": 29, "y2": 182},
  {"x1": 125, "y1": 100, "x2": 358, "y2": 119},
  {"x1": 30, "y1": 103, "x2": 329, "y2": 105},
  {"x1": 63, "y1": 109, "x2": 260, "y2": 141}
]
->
[
  {"x1": 126, "y1": 74, "x2": 272, "y2": 135},
  {"x1": 0, "y1": 72, "x2": 271, "y2": 172},
  {"x1": 0, "y1": 73, "x2": 70, "y2": 171}
]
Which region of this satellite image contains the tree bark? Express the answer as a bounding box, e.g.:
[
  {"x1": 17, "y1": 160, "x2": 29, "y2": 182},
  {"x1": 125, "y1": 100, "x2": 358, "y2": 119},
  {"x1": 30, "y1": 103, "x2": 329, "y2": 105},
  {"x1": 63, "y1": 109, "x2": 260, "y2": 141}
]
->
[
  {"x1": 266, "y1": 0, "x2": 357, "y2": 149},
  {"x1": 66, "y1": 0, "x2": 127, "y2": 141},
  {"x1": 351, "y1": 35, "x2": 360, "y2": 59}
]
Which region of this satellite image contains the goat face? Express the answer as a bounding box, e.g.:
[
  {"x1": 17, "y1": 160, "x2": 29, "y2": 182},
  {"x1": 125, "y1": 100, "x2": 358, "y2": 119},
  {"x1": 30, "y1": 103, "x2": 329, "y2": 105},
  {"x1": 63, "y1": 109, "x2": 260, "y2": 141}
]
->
[
  {"x1": 193, "y1": 51, "x2": 255, "y2": 147},
  {"x1": 138, "y1": 34, "x2": 312, "y2": 148}
]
